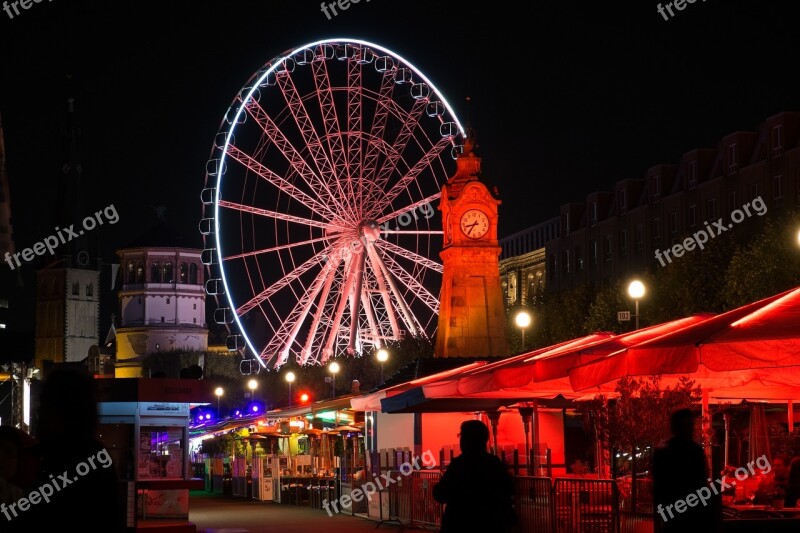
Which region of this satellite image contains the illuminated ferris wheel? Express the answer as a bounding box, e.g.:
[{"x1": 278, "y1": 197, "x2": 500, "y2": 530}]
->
[{"x1": 200, "y1": 39, "x2": 465, "y2": 369}]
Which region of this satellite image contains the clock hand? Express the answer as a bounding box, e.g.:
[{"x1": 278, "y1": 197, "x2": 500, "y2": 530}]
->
[{"x1": 465, "y1": 221, "x2": 478, "y2": 234}]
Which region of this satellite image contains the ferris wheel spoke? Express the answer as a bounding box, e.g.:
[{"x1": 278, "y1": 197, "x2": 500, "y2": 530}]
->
[
  {"x1": 226, "y1": 144, "x2": 334, "y2": 218},
  {"x1": 347, "y1": 247, "x2": 367, "y2": 354},
  {"x1": 310, "y1": 58, "x2": 351, "y2": 204},
  {"x1": 223, "y1": 235, "x2": 331, "y2": 261},
  {"x1": 361, "y1": 69, "x2": 397, "y2": 194},
  {"x1": 241, "y1": 98, "x2": 346, "y2": 215},
  {"x1": 363, "y1": 98, "x2": 427, "y2": 209},
  {"x1": 360, "y1": 290, "x2": 382, "y2": 347},
  {"x1": 364, "y1": 243, "x2": 402, "y2": 339},
  {"x1": 298, "y1": 254, "x2": 341, "y2": 365},
  {"x1": 369, "y1": 246, "x2": 419, "y2": 336},
  {"x1": 375, "y1": 192, "x2": 441, "y2": 225},
  {"x1": 275, "y1": 71, "x2": 348, "y2": 212},
  {"x1": 347, "y1": 55, "x2": 363, "y2": 218},
  {"x1": 261, "y1": 258, "x2": 338, "y2": 368},
  {"x1": 321, "y1": 250, "x2": 363, "y2": 358},
  {"x1": 376, "y1": 240, "x2": 443, "y2": 274},
  {"x1": 217, "y1": 200, "x2": 340, "y2": 231},
  {"x1": 236, "y1": 248, "x2": 331, "y2": 316},
  {"x1": 376, "y1": 248, "x2": 440, "y2": 315},
  {"x1": 376, "y1": 136, "x2": 452, "y2": 217}
]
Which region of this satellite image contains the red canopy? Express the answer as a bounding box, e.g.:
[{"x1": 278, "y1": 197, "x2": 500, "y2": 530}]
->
[{"x1": 569, "y1": 287, "x2": 800, "y2": 399}]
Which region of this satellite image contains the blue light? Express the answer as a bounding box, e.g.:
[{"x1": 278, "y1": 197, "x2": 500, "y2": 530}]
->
[{"x1": 252, "y1": 405, "x2": 259, "y2": 412}]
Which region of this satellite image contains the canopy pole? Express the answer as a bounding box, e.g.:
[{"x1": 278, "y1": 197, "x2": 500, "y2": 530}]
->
[
  {"x1": 724, "y1": 412, "x2": 730, "y2": 466},
  {"x1": 518, "y1": 405, "x2": 534, "y2": 475},
  {"x1": 789, "y1": 401, "x2": 795, "y2": 434},
  {"x1": 702, "y1": 389, "x2": 711, "y2": 468}
]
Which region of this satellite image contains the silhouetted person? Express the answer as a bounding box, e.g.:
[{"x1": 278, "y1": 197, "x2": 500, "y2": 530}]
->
[
  {"x1": 18, "y1": 367, "x2": 122, "y2": 531},
  {"x1": 653, "y1": 409, "x2": 718, "y2": 532},
  {"x1": 784, "y1": 457, "x2": 800, "y2": 507},
  {"x1": 433, "y1": 420, "x2": 515, "y2": 533}
]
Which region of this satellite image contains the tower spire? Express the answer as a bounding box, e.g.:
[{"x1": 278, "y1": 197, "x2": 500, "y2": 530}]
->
[{"x1": 0, "y1": 113, "x2": 15, "y2": 257}]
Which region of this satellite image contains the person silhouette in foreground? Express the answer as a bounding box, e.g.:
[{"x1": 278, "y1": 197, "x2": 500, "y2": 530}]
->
[
  {"x1": 652, "y1": 408, "x2": 719, "y2": 532},
  {"x1": 16, "y1": 366, "x2": 122, "y2": 531},
  {"x1": 433, "y1": 420, "x2": 516, "y2": 533}
]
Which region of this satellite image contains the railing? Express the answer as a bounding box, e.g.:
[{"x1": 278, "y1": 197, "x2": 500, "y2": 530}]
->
[
  {"x1": 553, "y1": 478, "x2": 615, "y2": 533},
  {"x1": 515, "y1": 477, "x2": 555, "y2": 532}
]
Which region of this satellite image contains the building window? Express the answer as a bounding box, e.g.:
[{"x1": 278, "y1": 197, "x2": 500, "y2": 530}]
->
[
  {"x1": 562, "y1": 212, "x2": 569, "y2": 234},
  {"x1": 161, "y1": 317, "x2": 165, "y2": 323},
  {"x1": 706, "y1": 198, "x2": 716, "y2": 220},
  {"x1": 772, "y1": 125, "x2": 783, "y2": 157},
  {"x1": 728, "y1": 143, "x2": 738, "y2": 174},
  {"x1": 151, "y1": 262, "x2": 161, "y2": 283},
  {"x1": 127, "y1": 261, "x2": 135, "y2": 284},
  {"x1": 72, "y1": 282, "x2": 79, "y2": 296},
  {"x1": 748, "y1": 183, "x2": 760, "y2": 202},
  {"x1": 163, "y1": 262, "x2": 173, "y2": 283},
  {"x1": 728, "y1": 191, "x2": 738, "y2": 212},
  {"x1": 688, "y1": 205, "x2": 696, "y2": 229},
  {"x1": 652, "y1": 175, "x2": 661, "y2": 199},
  {"x1": 0, "y1": 299, "x2": 8, "y2": 308},
  {"x1": 189, "y1": 263, "x2": 198, "y2": 284},
  {"x1": 652, "y1": 218, "x2": 661, "y2": 242},
  {"x1": 193, "y1": 317, "x2": 197, "y2": 324},
  {"x1": 136, "y1": 262, "x2": 144, "y2": 284},
  {"x1": 773, "y1": 175, "x2": 783, "y2": 207},
  {"x1": 575, "y1": 245, "x2": 584, "y2": 271},
  {"x1": 635, "y1": 224, "x2": 644, "y2": 252},
  {"x1": 86, "y1": 284, "x2": 93, "y2": 297},
  {"x1": 618, "y1": 190, "x2": 627, "y2": 214},
  {"x1": 590, "y1": 202, "x2": 598, "y2": 226},
  {"x1": 687, "y1": 161, "x2": 697, "y2": 189},
  {"x1": 603, "y1": 235, "x2": 612, "y2": 262},
  {"x1": 590, "y1": 240, "x2": 598, "y2": 267},
  {"x1": 166, "y1": 297, "x2": 171, "y2": 305},
  {"x1": 562, "y1": 249, "x2": 570, "y2": 274},
  {"x1": 669, "y1": 211, "x2": 678, "y2": 236},
  {"x1": 619, "y1": 229, "x2": 628, "y2": 256},
  {"x1": 193, "y1": 303, "x2": 197, "y2": 310},
  {"x1": 180, "y1": 262, "x2": 188, "y2": 283}
]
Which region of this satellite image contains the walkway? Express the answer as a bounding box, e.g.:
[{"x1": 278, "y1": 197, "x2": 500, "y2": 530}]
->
[{"x1": 189, "y1": 491, "x2": 393, "y2": 533}]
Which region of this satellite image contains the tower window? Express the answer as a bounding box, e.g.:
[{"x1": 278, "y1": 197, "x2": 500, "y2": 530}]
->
[
  {"x1": 151, "y1": 262, "x2": 161, "y2": 283},
  {"x1": 163, "y1": 262, "x2": 173, "y2": 283},
  {"x1": 86, "y1": 284, "x2": 93, "y2": 297},
  {"x1": 189, "y1": 263, "x2": 198, "y2": 284},
  {"x1": 127, "y1": 261, "x2": 135, "y2": 284},
  {"x1": 72, "y1": 282, "x2": 79, "y2": 296},
  {"x1": 180, "y1": 262, "x2": 188, "y2": 283}
]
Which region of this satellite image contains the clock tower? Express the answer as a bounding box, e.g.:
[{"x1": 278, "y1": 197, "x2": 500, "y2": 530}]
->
[{"x1": 435, "y1": 133, "x2": 509, "y2": 358}]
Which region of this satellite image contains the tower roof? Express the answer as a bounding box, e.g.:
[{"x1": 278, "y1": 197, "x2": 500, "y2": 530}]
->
[{"x1": 445, "y1": 128, "x2": 501, "y2": 200}]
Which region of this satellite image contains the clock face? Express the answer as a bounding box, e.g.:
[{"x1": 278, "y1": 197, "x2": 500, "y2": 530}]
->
[{"x1": 459, "y1": 209, "x2": 490, "y2": 239}]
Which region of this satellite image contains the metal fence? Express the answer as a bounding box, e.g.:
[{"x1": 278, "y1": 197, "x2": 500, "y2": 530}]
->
[
  {"x1": 514, "y1": 476, "x2": 555, "y2": 532},
  {"x1": 553, "y1": 478, "x2": 615, "y2": 533}
]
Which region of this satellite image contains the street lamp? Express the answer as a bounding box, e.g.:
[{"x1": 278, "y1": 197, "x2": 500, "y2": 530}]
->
[
  {"x1": 628, "y1": 280, "x2": 645, "y2": 330},
  {"x1": 285, "y1": 371, "x2": 296, "y2": 406},
  {"x1": 376, "y1": 348, "x2": 389, "y2": 385},
  {"x1": 214, "y1": 387, "x2": 224, "y2": 416},
  {"x1": 515, "y1": 310, "x2": 532, "y2": 351},
  {"x1": 329, "y1": 361, "x2": 340, "y2": 398}
]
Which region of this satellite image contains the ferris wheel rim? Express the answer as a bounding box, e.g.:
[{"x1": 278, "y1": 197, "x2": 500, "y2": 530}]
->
[{"x1": 209, "y1": 37, "x2": 465, "y2": 369}]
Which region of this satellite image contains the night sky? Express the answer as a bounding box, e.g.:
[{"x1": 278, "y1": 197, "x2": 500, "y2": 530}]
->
[{"x1": 2, "y1": 0, "x2": 800, "y2": 326}]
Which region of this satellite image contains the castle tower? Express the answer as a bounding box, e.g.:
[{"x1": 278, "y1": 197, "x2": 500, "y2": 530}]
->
[
  {"x1": 434, "y1": 132, "x2": 509, "y2": 358},
  {"x1": 114, "y1": 224, "x2": 208, "y2": 378}
]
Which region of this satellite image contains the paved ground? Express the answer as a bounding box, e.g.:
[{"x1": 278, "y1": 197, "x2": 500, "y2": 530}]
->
[{"x1": 189, "y1": 491, "x2": 398, "y2": 533}]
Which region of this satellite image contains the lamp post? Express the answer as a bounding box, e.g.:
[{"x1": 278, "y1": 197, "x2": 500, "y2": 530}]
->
[
  {"x1": 247, "y1": 378, "x2": 258, "y2": 410},
  {"x1": 515, "y1": 310, "x2": 532, "y2": 352},
  {"x1": 285, "y1": 371, "x2": 296, "y2": 406},
  {"x1": 376, "y1": 348, "x2": 389, "y2": 385},
  {"x1": 214, "y1": 387, "x2": 224, "y2": 416},
  {"x1": 329, "y1": 361, "x2": 340, "y2": 398},
  {"x1": 627, "y1": 280, "x2": 645, "y2": 330}
]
